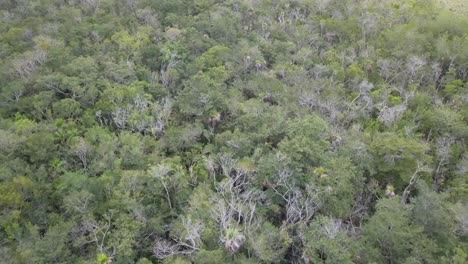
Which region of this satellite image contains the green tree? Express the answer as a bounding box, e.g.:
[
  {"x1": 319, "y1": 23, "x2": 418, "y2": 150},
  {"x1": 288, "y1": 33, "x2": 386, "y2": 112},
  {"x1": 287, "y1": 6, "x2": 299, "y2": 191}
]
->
[
  {"x1": 303, "y1": 216, "x2": 356, "y2": 264},
  {"x1": 249, "y1": 222, "x2": 291, "y2": 263},
  {"x1": 361, "y1": 198, "x2": 437, "y2": 263}
]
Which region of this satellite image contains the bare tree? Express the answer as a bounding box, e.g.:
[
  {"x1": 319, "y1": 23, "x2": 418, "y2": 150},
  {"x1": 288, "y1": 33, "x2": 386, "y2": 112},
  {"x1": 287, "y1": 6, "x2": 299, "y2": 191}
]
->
[
  {"x1": 179, "y1": 217, "x2": 204, "y2": 250},
  {"x1": 133, "y1": 94, "x2": 149, "y2": 112},
  {"x1": 208, "y1": 198, "x2": 249, "y2": 255},
  {"x1": 315, "y1": 0, "x2": 332, "y2": 16},
  {"x1": 359, "y1": 12, "x2": 379, "y2": 43},
  {"x1": 80, "y1": 0, "x2": 100, "y2": 14},
  {"x1": 377, "y1": 104, "x2": 407, "y2": 127},
  {"x1": 217, "y1": 153, "x2": 237, "y2": 178},
  {"x1": 64, "y1": 190, "x2": 94, "y2": 214},
  {"x1": 81, "y1": 212, "x2": 116, "y2": 260},
  {"x1": 223, "y1": 228, "x2": 245, "y2": 255},
  {"x1": 153, "y1": 216, "x2": 204, "y2": 259},
  {"x1": 213, "y1": 166, "x2": 259, "y2": 229},
  {"x1": 209, "y1": 198, "x2": 234, "y2": 232},
  {"x1": 269, "y1": 156, "x2": 322, "y2": 224},
  {"x1": 159, "y1": 52, "x2": 178, "y2": 88},
  {"x1": 378, "y1": 59, "x2": 396, "y2": 82},
  {"x1": 137, "y1": 8, "x2": 160, "y2": 28},
  {"x1": 151, "y1": 97, "x2": 173, "y2": 138},
  {"x1": 206, "y1": 154, "x2": 262, "y2": 254},
  {"x1": 452, "y1": 202, "x2": 468, "y2": 237},
  {"x1": 10, "y1": 88, "x2": 24, "y2": 103},
  {"x1": 153, "y1": 238, "x2": 179, "y2": 259},
  {"x1": 109, "y1": 94, "x2": 173, "y2": 136},
  {"x1": 455, "y1": 154, "x2": 468, "y2": 176},
  {"x1": 12, "y1": 49, "x2": 47, "y2": 80},
  {"x1": 346, "y1": 80, "x2": 375, "y2": 119},
  {"x1": 407, "y1": 56, "x2": 427, "y2": 82},
  {"x1": 284, "y1": 187, "x2": 322, "y2": 224},
  {"x1": 299, "y1": 92, "x2": 343, "y2": 125},
  {"x1": 112, "y1": 106, "x2": 131, "y2": 129},
  {"x1": 434, "y1": 136, "x2": 455, "y2": 191},
  {"x1": 322, "y1": 218, "x2": 344, "y2": 239},
  {"x1": 150, "y1": 164, "x2": 175, "y2": 209},
  {"x1": 74, "y1": 138, "x2": 93, "y2": 171},
  {"x1": 401, "y1": 163, "x2": 432, "y2": 203}
]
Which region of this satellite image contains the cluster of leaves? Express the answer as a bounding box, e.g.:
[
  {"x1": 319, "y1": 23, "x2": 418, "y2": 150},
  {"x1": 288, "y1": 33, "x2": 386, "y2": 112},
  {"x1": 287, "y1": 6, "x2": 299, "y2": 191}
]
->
[{"x1": 0, "y1": 0, "x2": 466, "y2": 263}]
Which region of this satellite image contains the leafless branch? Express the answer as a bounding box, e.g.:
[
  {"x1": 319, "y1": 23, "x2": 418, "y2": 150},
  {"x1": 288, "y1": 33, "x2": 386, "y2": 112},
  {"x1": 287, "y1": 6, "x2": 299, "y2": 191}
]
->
[{"x1": 401, "y1": 163, "x2": 432, "y2": 203}]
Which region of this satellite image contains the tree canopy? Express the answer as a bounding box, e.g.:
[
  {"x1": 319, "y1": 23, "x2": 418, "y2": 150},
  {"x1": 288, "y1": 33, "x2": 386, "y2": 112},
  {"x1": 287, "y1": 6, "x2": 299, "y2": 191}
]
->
[{"x1": 0, "y1": 0, "x2": 467, "y2": 263}]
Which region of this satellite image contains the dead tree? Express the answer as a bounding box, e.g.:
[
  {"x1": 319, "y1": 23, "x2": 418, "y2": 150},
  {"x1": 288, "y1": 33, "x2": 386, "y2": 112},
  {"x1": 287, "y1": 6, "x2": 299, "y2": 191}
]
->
[
  {"x1": 269, "y1": 154, "x2": 323, "y2": 224},
  {"x1": 80, "y1": 0, "x2": 100, "y2": 14},
  {"x1": 150, "y1": 164, "x2": 175, "y2": 209},
  {"x1": 81, "y1": 212, "x2": 116, "y2": 260},
  {"x1": 12, "y1": 49, "x2": 47, "y2": 80},
  {"x1": 401, "y1": 163, "x2": 432, "y2": 203},
  {"x1": 434, "y1": 136, "x2": 454, "y2": 191},
  {"x1": 153, "y1": 217, "x2": 204, "y2": 259},
  {"x1": 207, "y1": 153, "x2": 261, "y2": 254},
  {"x1": 74, "y1": 138, "x2": 93, "y2": 171}
]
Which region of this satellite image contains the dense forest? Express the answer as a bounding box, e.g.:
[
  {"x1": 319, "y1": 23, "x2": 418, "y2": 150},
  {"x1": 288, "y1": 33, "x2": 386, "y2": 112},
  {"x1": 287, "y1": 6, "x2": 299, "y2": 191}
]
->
[{"x1": 0, "y1": 0, "x2": 467, "y2": 263}]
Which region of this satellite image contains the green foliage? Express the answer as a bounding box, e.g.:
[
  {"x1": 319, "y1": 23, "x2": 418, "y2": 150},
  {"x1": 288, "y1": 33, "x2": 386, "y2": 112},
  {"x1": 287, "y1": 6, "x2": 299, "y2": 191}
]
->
[
  {"x1": 370, "y1": 132, "x2": 430, "y2": 186},
  {"x1": 53, "y1": 98, "x2": 82, "y2": 119},
  {"x1": 411, "y1": 182, "x2": 457, "y2": 251},
  {"x1": 195, "y1": 249, "x2": 226, "y2": 264},
  {"x1": 452, "y1": 247, "x2": 468, "y2": 264},
  {"x1": 249, "y1": 222, "x2": 291, "y2": 263},
  {"x1": 320, "y1": 157, "x2": 362, "y2": 218},
  {"x1": 0, "y1": 0, "x2": 465, "y2": 263},
  {"x1": 97, "y1": 253, "x2": 110, "y2": 263},
  {"x1": 303, "y1": 216, "x2": 356, "y2": 264},
  {"x1": 362, "y1": 198, "x2": 438, "y2": 263},
  {"x1": 177, "y1": 67, "x2": 230, "y2": 117},
  {"x1": 279, "y1": 115, "x2": 330, "y2": 169}
]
